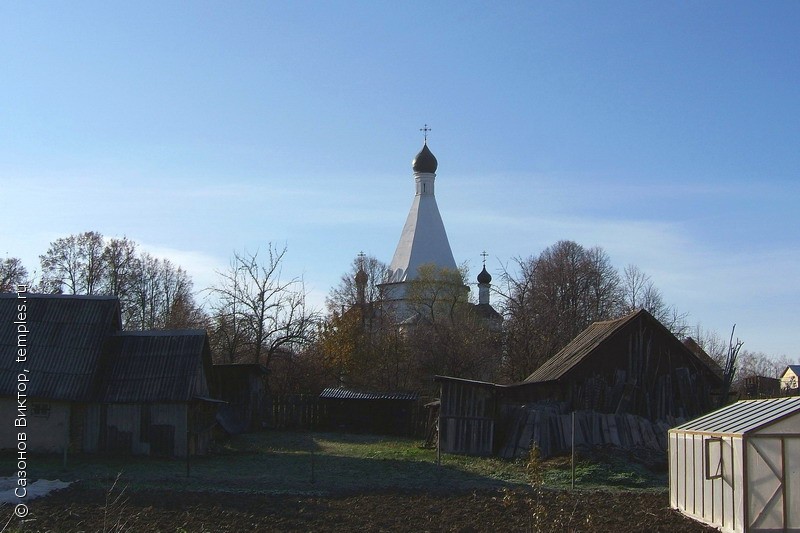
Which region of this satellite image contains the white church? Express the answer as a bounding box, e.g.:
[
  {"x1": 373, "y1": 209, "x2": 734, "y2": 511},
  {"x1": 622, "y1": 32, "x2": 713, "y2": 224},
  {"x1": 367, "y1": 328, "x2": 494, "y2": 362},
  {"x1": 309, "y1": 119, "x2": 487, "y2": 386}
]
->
[{"x1": 355, "y1": 130, "x2": 500, "y2": 326}]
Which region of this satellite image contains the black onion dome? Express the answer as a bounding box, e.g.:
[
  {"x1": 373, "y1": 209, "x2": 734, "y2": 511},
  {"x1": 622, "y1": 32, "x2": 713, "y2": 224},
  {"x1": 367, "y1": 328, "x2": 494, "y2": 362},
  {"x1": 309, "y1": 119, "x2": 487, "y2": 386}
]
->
[
  {"x1": 477, "y1": 266, "x2": 492, "y2": 284},
  {"x1": 412, "y1": 142, "x2": 438, "y2": 173},
  {"x1": 355, "y1": 268, "x2": 368, "y2": 284}
]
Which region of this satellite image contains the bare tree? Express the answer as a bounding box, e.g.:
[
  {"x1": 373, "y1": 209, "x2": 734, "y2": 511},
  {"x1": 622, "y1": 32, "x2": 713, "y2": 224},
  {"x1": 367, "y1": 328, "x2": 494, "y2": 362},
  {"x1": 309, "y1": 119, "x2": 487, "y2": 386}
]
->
[
  {"x1": 687, "y1": 324, "x2": 728, "y2": 368},
  {"x1": 499, "y1": 241, "x2": 622, "y2": 381},
  {"x1": 718, "y1": 326, "x2": 743, "y2": 407},
  {"x1": 621, "y1": 264, "x2": 688, "y2": 336},
  {"x1": 0, "y1": 257, "x2": 30, "y2": 292},
  {"x1": 621, "y1": 264, "x2": 663, "y2": 313},
  {"x1": 736, "y1": 350, "x2": 784, "y2": 380},
  {"x1": 40, "y1": 231, "x2": 105, "y2": 294},
  {"x1": 208, "y1": 245, "x2": 318, "y2": 369},
  {"x1": 37, "y1": 231, "x2": 204, "y2": 330},
  {"x1": 325, "y1": 253, "x2": 389, "y2": 313},
  {"x1": 102, "y1": 236, "x2": 138, "y2": 297},
  {"x1": 125, "y1": 253, "x2": 201, "y2": 330}
]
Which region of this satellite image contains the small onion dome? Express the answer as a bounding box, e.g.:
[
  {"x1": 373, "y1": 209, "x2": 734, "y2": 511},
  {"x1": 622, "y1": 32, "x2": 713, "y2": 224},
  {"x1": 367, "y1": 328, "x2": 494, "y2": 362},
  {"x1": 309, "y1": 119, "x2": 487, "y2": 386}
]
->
[
  {"x1": 412, "y1": 142, "x2": 438, "y2": 173},
  {"x1": 355, "y1": 268, "x2": 368, "y2": 285},
  {"x1": 477, "y1": 265, "x2": 492, "y2": 284}
]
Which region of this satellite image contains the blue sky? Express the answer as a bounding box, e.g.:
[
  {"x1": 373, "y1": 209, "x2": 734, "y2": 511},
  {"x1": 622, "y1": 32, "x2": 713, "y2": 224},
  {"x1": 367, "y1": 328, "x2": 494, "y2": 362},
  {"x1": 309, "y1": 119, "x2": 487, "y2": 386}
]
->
[{"x1": 2, "y1": 2, "x2": 798, "y2": 357}]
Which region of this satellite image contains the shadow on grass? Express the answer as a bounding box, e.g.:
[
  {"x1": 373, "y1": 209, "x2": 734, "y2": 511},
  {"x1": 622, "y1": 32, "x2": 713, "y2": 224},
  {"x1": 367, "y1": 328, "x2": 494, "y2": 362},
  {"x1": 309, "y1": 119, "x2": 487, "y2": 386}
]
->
[
  {"x1": 221, "y1": 430, "x2": 324, "y2": 454},
  {"x1": 307, "y1": 432, "x2": 403, "y2": 445},
  {"x1": 0, "y1": 431, "x2": 525, "y2": 496}
]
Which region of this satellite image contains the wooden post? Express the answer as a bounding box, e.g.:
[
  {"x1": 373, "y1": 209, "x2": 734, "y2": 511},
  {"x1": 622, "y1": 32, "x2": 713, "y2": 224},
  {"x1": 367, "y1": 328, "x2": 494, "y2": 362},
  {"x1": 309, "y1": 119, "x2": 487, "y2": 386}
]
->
[
  {"x1": 310, "y1": 408, "x2": 316, "y2": 484},
  {"x1": 436, "y1": 383, "x2": 442, "y2": 467},
  {"x1": 63, "y1": 408, "x2": 70, "y2": 469},
  {"x1": 571, "y1": 410, "x2": 576, "y2": 490},
  {"x1": 186, "y1": 405, "x2": 191, "y2": 478}
]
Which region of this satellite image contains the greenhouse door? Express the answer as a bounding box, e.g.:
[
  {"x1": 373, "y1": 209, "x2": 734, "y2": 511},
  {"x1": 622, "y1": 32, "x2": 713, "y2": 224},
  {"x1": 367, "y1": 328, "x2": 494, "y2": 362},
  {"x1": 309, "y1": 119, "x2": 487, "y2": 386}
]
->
[{"x1": 747, "y1": 437, "x2": 786, "y2": 532}]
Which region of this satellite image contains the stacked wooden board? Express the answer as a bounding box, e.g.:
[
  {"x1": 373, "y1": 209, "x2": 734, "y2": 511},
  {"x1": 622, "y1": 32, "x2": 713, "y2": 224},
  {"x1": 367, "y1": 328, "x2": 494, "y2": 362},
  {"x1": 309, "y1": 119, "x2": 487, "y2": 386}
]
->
[{"x1": 498, "y1": 403, "x2": 680, "y2": 459}]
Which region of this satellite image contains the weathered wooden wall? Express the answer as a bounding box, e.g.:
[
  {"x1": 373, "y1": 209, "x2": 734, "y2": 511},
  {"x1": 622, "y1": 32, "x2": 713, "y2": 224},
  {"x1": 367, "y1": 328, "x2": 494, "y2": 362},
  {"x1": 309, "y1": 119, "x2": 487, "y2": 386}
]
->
[
  {"x1": 81, "y1": 402, "x2": 214, "y2": 457},
  {"x1": 438, "y1": 380, "x2": 496, "y2": 456},
  {"x1": 268, "y1": 394, "x2": 327, "y2": 430},
  {"x1": 0, "y1": 399, "x2": 71, "y2": 453}
]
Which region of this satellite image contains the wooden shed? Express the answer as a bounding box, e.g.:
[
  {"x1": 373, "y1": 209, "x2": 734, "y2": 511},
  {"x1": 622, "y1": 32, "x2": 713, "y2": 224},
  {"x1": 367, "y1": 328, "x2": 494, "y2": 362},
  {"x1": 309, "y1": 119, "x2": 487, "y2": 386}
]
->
[
  {"x1": 519, "y1": 309, "x2": 723, "y2": 420},
  {"x1": 434, "y1": 309, "x2": 724, "y2": 458},
  {"x1": 669, "y1": 397, "x2": 800, "y2": 532},
  {"x1": 0, "y1": 294, "x2": 220, "y2": 457},
  {"x1": 210, "y1": 363, "x2": 268, "y2": 433},
  {"x1": 738, "y1": 375, "x2": 781, "y2": 399},
  {"x1": 319, "y1": 388, "x2": 419, "y2": 436},
  {"x1": 86, "y1": 330, "x2": 219, "y2": 457}
]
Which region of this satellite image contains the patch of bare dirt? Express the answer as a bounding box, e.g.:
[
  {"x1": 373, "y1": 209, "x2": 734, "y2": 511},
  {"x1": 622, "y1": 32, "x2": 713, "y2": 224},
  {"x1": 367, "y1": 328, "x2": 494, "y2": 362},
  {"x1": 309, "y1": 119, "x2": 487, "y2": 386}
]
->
[{"x1": 4, "y1": 483, "x2": 716, "y2": 532}]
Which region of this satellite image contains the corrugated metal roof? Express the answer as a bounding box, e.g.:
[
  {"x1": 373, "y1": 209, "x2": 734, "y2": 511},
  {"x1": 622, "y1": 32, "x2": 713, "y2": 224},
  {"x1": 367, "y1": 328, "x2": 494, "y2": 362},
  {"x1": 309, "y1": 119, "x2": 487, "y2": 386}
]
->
[
  {"x1": 0, "y1": 294, "x2": 121, "y2": 401},
  {"x1": 98, "y1": 330, "x2": 210, "y2": 402},
  {"x1": 1, "y1": 295, "x2": 213, "y2": 404},
  {"x1": 671, "y1": 397, "x2": 800, "y2": 435},
  {"x1": 319, "y1": 388, "x2": 418, "y2": 401}
]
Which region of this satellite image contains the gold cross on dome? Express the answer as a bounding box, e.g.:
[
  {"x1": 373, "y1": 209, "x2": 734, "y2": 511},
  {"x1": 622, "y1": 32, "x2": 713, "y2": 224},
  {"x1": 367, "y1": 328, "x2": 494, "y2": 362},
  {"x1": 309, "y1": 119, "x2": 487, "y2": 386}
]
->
[
  {"x1": 480, "y1": 251, "x2": 488, "y2": 266},
  {"x1": 420, "y1": 124, "x2": 431, "y2": 142}
]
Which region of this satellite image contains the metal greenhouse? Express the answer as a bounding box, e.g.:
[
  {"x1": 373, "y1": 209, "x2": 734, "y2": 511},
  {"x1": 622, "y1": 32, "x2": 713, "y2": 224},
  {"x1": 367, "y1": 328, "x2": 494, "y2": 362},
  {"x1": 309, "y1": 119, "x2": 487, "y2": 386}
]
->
[{"x1": 669, "y1": 397, "x2": 800, "y2": 532}]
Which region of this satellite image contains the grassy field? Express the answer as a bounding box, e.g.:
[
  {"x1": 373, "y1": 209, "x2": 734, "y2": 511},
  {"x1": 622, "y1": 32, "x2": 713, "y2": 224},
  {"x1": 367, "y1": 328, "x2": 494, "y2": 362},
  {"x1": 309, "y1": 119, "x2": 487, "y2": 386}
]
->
[{"x1": 2, "y1": 430, "x2": 666, "y2": 495}]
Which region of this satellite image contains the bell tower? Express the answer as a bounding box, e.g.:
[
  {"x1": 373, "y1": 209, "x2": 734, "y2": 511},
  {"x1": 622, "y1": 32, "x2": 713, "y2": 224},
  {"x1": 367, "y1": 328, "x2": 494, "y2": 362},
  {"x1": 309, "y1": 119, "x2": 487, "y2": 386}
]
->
[{"x1": 382, "y1": 127, "x2": 458, "y2": 303}]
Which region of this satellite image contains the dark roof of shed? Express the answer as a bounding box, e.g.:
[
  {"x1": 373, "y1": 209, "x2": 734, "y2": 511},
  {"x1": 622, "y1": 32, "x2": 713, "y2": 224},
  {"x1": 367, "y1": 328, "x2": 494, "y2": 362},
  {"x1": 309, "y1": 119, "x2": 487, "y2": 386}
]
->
[
  {"x1": 0, "y1": 293, "x2": 121, "y2": 401},
  {"x1": 671, "y1": 397, "x2": 800, "y2": 436},
  {"x1": 98, "y1": 330, "x2": 211, "y2": 403},
  {"x1": 523, "y1": 309, "x2": 723, "y2": 384},
  {"x1": 319, "y1": 388, "x2": 418, "y2": 401}
]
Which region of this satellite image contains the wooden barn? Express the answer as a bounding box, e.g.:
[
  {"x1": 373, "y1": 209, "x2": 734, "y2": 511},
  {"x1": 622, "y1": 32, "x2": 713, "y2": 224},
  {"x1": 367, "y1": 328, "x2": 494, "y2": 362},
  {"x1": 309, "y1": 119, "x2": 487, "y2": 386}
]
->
[
  {"x1": 319, "y1": 388, "x2": 419, "y2": 437},
  {"x1": 0, "y1": 294, "x2": 220, "y2": 457},
  {"x1": 737, "y1": 375, "x2": 781, "y2": 399},
  {"x1": 210, "y1": 363, "x2": 268, "y2": 434},
  {"x1": 516, "y1": 309, "x2": 723, "y2": 419},
  {"x1": 435, "y1": 309, "x2": 724, "y2": 457}
]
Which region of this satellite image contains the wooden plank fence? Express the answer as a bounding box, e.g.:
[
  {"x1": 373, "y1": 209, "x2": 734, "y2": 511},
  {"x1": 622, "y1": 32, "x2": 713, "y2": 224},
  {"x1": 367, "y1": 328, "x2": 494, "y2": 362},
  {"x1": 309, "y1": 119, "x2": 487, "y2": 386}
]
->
[
  {"x1": 268, "y1": 394, "x2": 327, "y2": 430},
  {"x1": 266, "y1": 394, "x2": 428, "y2": 438}
]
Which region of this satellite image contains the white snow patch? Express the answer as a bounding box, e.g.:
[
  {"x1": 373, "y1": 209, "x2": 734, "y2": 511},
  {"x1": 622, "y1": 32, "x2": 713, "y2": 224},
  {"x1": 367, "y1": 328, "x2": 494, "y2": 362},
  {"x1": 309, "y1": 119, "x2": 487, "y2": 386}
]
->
[{"x1": 0, "y1": 478, "x2": 72, "y2": 503}]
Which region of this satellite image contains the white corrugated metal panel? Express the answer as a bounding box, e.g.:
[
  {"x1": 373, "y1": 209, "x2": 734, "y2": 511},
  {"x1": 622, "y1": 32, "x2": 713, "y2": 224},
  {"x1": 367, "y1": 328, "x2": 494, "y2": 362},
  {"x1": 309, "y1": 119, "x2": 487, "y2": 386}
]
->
[
  {"x1": 671, "y1": 397, "x2": 800, "y2": 436},
  {"x1": 319, "y1": 388, "x2": 418, "y2": 401}
]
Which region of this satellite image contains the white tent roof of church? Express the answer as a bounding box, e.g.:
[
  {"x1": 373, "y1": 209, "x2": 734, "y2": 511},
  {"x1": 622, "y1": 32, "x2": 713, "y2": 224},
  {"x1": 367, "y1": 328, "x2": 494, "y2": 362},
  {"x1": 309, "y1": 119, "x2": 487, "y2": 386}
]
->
[
  {"x1": 386, "y1": 141, "x2": 457, "y2": 285},
  {"x1": 668, "y1": 397, "x2": 800, "y2": 533}
]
